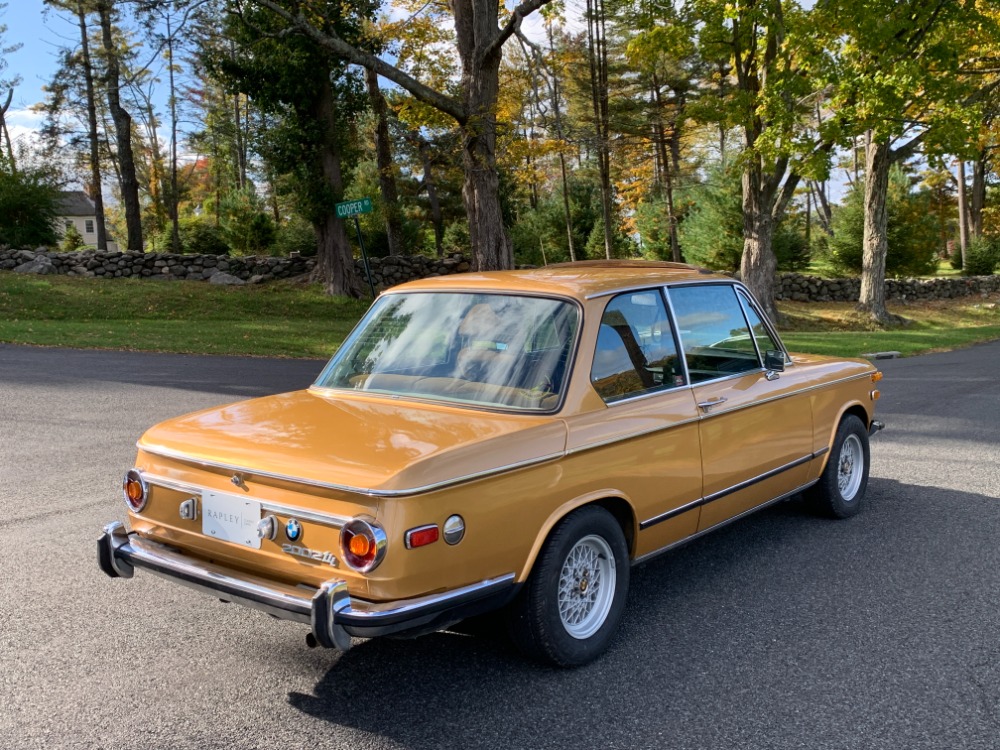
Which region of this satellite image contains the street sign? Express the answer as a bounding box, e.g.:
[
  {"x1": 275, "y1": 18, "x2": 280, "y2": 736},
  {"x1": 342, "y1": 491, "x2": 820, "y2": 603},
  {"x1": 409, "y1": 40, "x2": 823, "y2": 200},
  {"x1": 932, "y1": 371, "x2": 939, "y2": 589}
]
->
[{"x1": 335, "y1": 198, "x2": 373, "y2": 219}]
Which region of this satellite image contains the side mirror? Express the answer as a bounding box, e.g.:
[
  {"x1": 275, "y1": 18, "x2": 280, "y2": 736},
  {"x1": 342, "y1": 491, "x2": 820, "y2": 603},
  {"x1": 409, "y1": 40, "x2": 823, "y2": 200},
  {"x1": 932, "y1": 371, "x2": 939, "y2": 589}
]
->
[{"x1": 764, "y1": 350, "x2": 786, "y2": 372}]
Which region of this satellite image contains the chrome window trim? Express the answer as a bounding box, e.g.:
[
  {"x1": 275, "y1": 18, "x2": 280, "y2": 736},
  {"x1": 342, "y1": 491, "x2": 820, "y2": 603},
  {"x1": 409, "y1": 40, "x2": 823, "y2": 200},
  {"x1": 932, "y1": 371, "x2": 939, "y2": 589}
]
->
[
  {"x1": 138, "y1": 442, "x2": 564, "y2": 498},
  {"x1": 667, "y1": 281, "x2": 766, "y2": 383},
  {"x1": 638, "y1": 451, "x2": 821, "y2": 530},
  {"x1": 661, "y1": 284, "x2": 692, "y2": 386},
  {"x1": 734, "y1": 285, "x2": 791, "y2": 365},
  {"x1": 634, "y1": 479, "x2": 820, "y2": 566},
  {"x1": 591, "y1": 286, "x2": 690, "y2": 406},
  {"x1": 312, "y1": 289, "x2": 585, "y2": 417},
  {"x1": 598, "y1": 382, "x2": 691, "y2": 407},
  {"x1": 582, "y1": 275, "x2": 716, "y2": 301}
]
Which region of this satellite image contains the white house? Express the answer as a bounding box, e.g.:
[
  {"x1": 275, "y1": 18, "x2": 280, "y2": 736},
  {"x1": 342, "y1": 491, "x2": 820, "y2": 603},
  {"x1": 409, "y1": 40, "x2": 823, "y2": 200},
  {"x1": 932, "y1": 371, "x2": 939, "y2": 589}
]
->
[{"x1": 55, "y1": 191, "x2": 118, "y2": 251}]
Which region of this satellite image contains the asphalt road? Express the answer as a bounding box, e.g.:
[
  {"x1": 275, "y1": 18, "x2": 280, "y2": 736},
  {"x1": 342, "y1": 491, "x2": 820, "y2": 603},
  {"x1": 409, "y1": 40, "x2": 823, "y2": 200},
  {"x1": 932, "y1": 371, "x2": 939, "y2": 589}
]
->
[{"x1": 1, "y1": 341, "x2": 998, "y2": 750}]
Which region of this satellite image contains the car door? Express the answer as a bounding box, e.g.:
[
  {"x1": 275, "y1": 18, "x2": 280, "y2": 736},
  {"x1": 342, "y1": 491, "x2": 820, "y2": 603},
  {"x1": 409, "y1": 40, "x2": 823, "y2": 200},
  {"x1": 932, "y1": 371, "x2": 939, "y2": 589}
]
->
[
  {"x1": 667, "y1": 283, "x2": 814, "y2": 532},
  {"x1": 563, "y1": 288, "x2": 704, "y2": 558}
]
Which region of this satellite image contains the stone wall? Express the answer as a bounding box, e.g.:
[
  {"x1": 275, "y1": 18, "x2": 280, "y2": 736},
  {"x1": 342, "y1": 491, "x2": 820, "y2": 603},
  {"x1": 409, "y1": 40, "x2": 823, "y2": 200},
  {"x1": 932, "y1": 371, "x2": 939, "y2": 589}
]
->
[
  {"x1": 776, "y1": 272, "x2": 1000, "y2": 302},
  {"x1": 0, "y1": 247, "x2": 471, "y2": 287},
  {"x1": 3, "y1": 245, "x2": 998, "y2": 301}
]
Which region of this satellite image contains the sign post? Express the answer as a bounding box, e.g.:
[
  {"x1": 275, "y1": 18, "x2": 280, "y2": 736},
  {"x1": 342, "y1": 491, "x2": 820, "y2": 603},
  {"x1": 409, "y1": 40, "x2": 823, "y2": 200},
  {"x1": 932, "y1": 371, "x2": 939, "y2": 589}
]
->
[{"x1": 335, "y1": 198, "x2": 376, "y2": 298}]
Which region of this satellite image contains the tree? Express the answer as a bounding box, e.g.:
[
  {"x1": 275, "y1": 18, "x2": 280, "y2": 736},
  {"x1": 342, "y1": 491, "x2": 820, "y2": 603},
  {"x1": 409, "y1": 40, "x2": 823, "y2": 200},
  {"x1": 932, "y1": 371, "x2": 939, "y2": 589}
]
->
[
  {"x1": 96, "y1": 0, "x2": 143, "y2": 251},
  {"x1": 248, "y1": 0, "x2": 558, "y2": 273},
  {"x1": 43, "y1": 1, "x2": 111, "y2": 250},
  {"x1": 686, "y1": 0, "x2": 834, "y2": 323},
  {"x1": 0, "y1": 1, "x2": 23, "y2": 173},
  {"x1": 210, "y1": 0, "x2": 368, "y2": 296},
  {"x1": 364, "y1": 68, "x2": 404, "y2": 257},
  {"x1": 822, "y1": 0, "x2": 1000, "y2": 323},
  {"x1": 0, "y1": 168, "x2": 60, "y2": 247}
]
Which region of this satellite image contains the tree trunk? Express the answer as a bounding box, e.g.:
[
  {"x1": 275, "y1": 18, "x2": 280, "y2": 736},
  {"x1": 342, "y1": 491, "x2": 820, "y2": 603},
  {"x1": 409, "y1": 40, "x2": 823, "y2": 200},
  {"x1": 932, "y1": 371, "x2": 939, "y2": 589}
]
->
[
  {"x1": 547, "y1": 23, "x2": 575, "y2": 262},
  {"x1": 858, "y1": 139, "x2": 892, "y2": 324},
  {"x1": 97, "y1": 1, "x2": 143, "y2": 252},
  {"x1": 458, "y1": 52, "x2": 512, "y2": 269},
  {"x1": 76, "y1": 2, "x2": 106, "y2": 250},
  {"x1": 417, "y1": 136, "x2": 444, "y2": 256},
  {"x1": 957, "y1": 159, "x2": 968, "y2": 263},
  {"x1": 0, "y1": 89, "x2": 16, "y2": 175},
  {"x1": 558, "y1": 153, "x2": 576, "y2": 262},
  {"x1": 586, "y1": 0, "x2": 613, "y2": 259},
  {"x1": 970, "y1": 150, "x2": 987, "y2": 239},
  {"x1": 314, "y1": 77, "x2": 361, "y2": 298},
  {"x1": 364, "y1": 67, "x2": 404, "y2": 257},
  {"x1": 450, "y1": 0, "x2": 515, "y2": 271},
  {"x1": 740, "y1": 167, "x2": 779, "y2": 324},
  {"x1": 167, "y1": 12, "x2": 181, "y2": 253}
]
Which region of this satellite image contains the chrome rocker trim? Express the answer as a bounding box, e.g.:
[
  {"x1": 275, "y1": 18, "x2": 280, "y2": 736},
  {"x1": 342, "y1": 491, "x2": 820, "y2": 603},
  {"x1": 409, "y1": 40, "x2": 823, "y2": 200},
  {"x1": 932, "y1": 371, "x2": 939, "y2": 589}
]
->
[{"x1": 97, "y1": 522, "x2": 517, "y2": 649}]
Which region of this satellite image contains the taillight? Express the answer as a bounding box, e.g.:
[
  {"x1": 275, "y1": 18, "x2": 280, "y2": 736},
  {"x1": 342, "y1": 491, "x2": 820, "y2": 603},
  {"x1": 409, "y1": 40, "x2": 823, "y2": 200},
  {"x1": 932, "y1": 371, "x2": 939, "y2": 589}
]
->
[
  {"x1": 122, "y1": 469, "x2": 148, "y2": 512},
  {"x1": 340, "y1": 517, "x2": 387, "y2": 572}
]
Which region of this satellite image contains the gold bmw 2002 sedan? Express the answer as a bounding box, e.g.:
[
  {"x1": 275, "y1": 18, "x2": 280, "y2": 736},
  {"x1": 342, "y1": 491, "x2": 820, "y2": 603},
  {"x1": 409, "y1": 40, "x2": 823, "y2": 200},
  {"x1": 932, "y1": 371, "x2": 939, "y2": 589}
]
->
[{"x1": 99, "y1": 261, "x2": 884, "y2": 666}]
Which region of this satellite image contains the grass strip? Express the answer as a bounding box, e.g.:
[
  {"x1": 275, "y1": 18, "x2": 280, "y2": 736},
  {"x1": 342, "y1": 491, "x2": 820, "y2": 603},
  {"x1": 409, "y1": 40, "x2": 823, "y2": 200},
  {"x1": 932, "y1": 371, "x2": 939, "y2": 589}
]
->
[{"x1": 1, "y1": 273, "x2": 998, "y2": 360}]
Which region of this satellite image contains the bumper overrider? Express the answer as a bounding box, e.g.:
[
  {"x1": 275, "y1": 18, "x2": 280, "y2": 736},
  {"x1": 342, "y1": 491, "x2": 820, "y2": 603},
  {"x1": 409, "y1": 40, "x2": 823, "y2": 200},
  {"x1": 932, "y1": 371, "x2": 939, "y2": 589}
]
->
[{"x1": 98, "y1": 522, "x2": 517, "y2": 650}]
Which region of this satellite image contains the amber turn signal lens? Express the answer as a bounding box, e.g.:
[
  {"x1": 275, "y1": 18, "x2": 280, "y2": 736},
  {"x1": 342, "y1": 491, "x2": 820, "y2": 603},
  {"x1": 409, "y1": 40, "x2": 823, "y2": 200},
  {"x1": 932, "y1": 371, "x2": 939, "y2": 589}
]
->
[
  {"x1": 349, "y1": 534, "x2": 371, "y2": 557},
  {"x1": 870, "y1": 389, "x2": 881, "y2": 401},
  {"x1": 340, "y1": 517, "x2": 387, "y2": 573},
  {"x1": 871, "y1": 371, "x2": 883, "y2": 383},
  {"x1": 122, "y1": 469, "x2": 148, "y2": 512}
]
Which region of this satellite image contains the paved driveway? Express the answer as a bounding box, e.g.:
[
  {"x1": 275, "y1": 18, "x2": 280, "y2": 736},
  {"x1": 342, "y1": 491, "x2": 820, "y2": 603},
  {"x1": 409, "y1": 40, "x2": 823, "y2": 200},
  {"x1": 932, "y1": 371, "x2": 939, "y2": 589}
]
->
[{"x1": 1, "y1": 342, "x2": 998, "y2": 750}]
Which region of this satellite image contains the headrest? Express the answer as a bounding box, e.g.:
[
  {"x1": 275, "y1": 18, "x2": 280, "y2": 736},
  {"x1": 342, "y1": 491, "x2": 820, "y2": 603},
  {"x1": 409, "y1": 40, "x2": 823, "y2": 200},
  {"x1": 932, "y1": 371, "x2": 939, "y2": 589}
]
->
[{"x1": 459, "y1": 303, "x2": 502, "y2": 337}]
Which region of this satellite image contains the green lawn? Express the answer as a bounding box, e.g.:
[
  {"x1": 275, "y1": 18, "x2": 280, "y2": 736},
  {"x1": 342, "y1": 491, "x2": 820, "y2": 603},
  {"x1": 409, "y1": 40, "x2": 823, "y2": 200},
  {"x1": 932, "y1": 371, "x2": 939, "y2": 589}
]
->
[
  {"x1": 0, "y1": 274, "x2": 370, "y2": 358},
  {"x1": 1, "y1": 273, "x2": 998, "y2": 360}
]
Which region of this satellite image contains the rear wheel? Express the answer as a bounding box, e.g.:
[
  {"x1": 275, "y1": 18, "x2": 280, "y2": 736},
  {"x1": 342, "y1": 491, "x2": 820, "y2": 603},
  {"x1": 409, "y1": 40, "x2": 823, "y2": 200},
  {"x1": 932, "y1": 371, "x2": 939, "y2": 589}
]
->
[
  {"x1": 808, "y1": 414, "x2": 870, "y2": 518},
  {"x1": 507, "y1": 506, "x2": 629, "y2": 667}
]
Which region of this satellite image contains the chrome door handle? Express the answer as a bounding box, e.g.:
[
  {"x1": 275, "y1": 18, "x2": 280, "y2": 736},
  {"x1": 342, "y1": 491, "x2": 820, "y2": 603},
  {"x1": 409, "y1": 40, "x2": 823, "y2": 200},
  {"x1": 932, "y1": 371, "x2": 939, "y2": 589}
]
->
[{"x1": 697, "y1": 397, "x2": 728, "y2": 412}]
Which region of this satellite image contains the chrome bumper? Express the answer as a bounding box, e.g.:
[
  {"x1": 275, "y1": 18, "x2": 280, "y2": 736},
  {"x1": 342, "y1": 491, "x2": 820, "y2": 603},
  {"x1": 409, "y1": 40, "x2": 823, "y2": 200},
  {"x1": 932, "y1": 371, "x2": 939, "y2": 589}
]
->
[
  {"x1": 870, "y1": 420, "x2": 885, "y2": 437},
  {"x1": 98, "y1": 522, "x2": 517, "y2": 649}
]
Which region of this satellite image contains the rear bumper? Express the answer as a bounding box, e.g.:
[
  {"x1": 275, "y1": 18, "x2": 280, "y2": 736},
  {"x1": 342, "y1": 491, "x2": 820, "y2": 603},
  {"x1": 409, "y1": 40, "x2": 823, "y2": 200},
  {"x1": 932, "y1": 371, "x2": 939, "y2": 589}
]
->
[{"x1": 98, "y1": 522, "x2": 517, "y2": 649}]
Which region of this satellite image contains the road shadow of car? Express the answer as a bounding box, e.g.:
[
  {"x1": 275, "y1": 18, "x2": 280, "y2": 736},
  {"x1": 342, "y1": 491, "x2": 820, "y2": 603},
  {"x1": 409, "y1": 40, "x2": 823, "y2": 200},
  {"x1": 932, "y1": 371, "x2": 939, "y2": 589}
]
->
[{"x1": 286, "y1": 476, "x2": 1000, "y2": 750}]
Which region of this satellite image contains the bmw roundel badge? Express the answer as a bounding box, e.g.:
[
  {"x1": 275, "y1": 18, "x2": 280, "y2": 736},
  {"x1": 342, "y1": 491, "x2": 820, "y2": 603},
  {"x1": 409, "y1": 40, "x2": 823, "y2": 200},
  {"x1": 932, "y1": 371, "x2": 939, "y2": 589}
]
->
[{"x1": 285, "y1": 518, "x2": 303, "y2": 542}]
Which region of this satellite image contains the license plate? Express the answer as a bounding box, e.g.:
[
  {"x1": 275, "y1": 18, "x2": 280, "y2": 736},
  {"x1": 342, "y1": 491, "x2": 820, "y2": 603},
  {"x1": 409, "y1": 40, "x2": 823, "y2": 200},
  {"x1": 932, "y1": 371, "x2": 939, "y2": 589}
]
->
[{"x1": 202, "y1": 491, "x2": 262, "y2": 549}]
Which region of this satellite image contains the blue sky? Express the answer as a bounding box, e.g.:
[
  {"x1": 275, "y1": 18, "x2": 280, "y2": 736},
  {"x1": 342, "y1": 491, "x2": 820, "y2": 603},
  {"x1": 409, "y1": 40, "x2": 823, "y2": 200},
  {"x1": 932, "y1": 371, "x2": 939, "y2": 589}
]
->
[{"x1": 3, "y1": 1, "x2": 80, "y2": 142}]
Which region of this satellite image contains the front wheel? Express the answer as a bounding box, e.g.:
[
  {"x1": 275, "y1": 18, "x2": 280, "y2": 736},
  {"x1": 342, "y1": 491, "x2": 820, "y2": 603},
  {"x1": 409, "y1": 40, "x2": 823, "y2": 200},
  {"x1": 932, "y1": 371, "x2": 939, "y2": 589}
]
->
[
  {"x1": 808, "y1": 414, "x2": 870, "y2": 519},
  {"x1": 507, "y1": 506, "x2": 630, "y2": 667}
]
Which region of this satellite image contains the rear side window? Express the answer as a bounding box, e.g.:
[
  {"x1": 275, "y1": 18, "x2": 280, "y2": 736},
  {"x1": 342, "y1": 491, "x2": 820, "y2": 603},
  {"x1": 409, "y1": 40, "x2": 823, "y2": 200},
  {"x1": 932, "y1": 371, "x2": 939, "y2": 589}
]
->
[
  {"x1": 591, "y1": 290, "x2": 683, "y2": 403},
  {"x1": 668, "y1": 285, "x2": 762, "y2": 383}
]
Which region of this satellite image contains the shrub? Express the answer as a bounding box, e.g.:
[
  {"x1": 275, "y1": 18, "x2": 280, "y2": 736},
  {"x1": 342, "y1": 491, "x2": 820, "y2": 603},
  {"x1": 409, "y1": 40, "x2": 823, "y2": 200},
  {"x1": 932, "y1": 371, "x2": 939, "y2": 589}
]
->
[
  {"x1": 272, "y1": 215, "x2": 318, "y2": 257},
  {"x1": 60, "y1": 224, "x2": 86, "y2": 252},
  {"x1": 584, "y1": 216, "x2": 637, "y2": 259},
  {"x1": 0, "y1": 168, "x2": 60, "y2": 248},
  {"x1": 220, "y1": 188, "x2": 275, "y2": 255},
  {"x1": 441, "y1": 220, "x2": 471, "y2": 255},
  {"x1": 963, "y1": 237, "x2": 999, "y2": 276},
  {"x1": 677, "y1": 166, "x2": 809, "y2": 272},
  {"x1": 150, "y1": 217, "x2": 230, "y2": 255},
  {"x1": 829, "y1": 165, "x2": 939, "y2": 278}
]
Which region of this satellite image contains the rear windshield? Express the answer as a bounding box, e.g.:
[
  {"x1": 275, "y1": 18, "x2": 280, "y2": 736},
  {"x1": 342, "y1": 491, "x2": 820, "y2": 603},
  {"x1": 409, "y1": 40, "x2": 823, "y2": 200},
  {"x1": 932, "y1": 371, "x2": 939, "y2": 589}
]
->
[{"x1": 314, "y1": 292, "x2": 579, "y2": 412}]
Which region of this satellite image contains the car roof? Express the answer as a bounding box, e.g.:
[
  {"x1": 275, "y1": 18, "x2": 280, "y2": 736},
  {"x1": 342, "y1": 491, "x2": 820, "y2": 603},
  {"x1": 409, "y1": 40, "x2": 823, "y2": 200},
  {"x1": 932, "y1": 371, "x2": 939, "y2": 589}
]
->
[{"x1": 390, "y1": 260, "x2": 731, "y2": 301}]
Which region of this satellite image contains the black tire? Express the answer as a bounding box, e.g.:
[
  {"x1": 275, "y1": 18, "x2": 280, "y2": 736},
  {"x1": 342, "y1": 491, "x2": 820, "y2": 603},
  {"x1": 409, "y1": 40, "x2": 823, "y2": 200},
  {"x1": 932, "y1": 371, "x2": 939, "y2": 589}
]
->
[
  {"x1": 808, "y1": 414, "x2": 870, "y2": 519},
  {"x1": 507, "y1": 506, "x2": 630, "y2": 667}
]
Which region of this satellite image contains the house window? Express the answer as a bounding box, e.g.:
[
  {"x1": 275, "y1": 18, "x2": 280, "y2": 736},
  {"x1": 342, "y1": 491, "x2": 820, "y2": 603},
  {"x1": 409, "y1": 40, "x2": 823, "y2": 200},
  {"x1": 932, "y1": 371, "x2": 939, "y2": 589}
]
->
[
  {"x1": 65, "y1": 221, "x2": 73, "y2": 231},
  {"x1": 85, "y1": 220, "x2": 95, "y2": 234}
]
